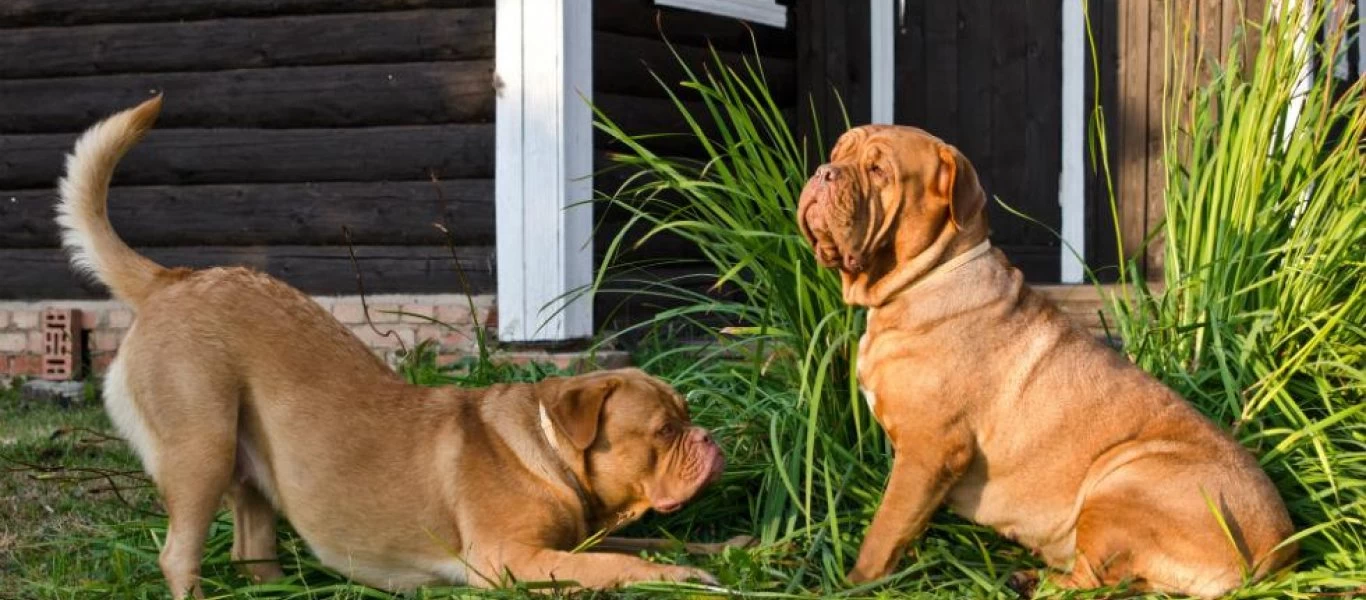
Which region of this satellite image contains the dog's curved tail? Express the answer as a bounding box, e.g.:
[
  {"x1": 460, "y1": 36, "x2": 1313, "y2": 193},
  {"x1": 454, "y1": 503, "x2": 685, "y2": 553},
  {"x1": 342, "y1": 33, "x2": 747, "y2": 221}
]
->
[{"x1": 56, "y1": 96, "x2": 172, "y2": 308}]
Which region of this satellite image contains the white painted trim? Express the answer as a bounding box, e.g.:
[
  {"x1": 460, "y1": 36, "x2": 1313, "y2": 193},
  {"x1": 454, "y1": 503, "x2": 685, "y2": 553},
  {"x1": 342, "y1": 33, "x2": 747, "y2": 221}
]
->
[
  {"x1": 1059, "y1": 0, "x2": 1086, "y2": 283},
  {"x1": 1358, "y1": 0, "x2": 1365, "y2": 78},
  {"x1": 494, "y1": 0, "x2": 594, "y2": 342},
  {"x1": 1285, "y1": 0, "x2": 1314, "y2": 146},
  {"x1": 870, "y1": 0, "x2": 896, "y2": 124},
  {"x1": 655, "y1": 0, "x2": 787, "y2": 29}
]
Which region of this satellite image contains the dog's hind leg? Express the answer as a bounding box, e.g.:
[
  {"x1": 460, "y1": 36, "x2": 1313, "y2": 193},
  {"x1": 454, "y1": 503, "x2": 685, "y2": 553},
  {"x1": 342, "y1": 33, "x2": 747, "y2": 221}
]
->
[
  {"x1": 140, "y1": 382, "x2": 239, "y2": 599},
  {"x1": 230, "y1": 481, "x2": 283, "y2": 583}
]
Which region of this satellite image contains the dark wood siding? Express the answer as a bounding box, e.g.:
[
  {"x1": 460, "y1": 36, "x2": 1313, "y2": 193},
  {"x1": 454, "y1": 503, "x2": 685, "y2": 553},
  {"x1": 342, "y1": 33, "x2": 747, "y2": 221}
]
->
[
  {"x1": 895, "y1": 0, "x2": 1063, "y2": 281},
  {"x1": 0, "y1": 1, "x2": 495, "y2": 299},
  {"x1": 590, "y1": 0, "x2": 797, "y2": 330},
  {"x1": 795, "y1": 0, "x2": 871, "y2": 150}
]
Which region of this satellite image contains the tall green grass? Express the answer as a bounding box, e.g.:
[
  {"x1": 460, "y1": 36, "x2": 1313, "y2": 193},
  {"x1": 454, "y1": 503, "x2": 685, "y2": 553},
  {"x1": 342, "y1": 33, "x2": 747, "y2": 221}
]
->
[
  {"x1": 591, "y1": 38, "x2": 1036, "y2": 596},
  {"x1": 1106, "y1": 0, "x2": 1366, "y2": 583},
  {"x1": 594, "y1": 4, "x2": 1365, "y2": 596}
]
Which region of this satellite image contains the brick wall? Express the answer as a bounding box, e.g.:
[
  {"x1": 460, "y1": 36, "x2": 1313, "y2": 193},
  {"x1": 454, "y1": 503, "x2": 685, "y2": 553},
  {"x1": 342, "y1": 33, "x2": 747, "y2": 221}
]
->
[{"x1": 0, "y1": 294, "x2": 496, "y2": 379}]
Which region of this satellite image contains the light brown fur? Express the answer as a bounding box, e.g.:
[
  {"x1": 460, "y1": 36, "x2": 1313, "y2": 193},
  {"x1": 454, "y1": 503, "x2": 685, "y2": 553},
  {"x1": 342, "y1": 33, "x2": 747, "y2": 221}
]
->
[
  {"x1": 59, "y1": 98, "x2": 729, "y2": 598},
  {"x1": 797, "y1": 125, "x2": 1296, "y2": 598}
]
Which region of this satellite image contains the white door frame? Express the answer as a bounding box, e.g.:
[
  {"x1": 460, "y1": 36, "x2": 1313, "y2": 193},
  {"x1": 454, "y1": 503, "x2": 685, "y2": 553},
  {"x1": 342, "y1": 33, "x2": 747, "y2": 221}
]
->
[
  {"x1": 870, "y1": 0, "x2": 896, "y2": 124},
  {"x1": 494, "y1": 0, "x2": 594, "y2": 342},
  {"x1": 1059, "y1": 0, "x2": 1087, "y2": 283}
]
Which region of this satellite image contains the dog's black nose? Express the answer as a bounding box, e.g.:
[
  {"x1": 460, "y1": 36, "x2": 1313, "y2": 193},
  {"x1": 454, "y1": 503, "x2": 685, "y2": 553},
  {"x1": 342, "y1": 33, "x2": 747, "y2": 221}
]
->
[{"x1": 817, "y1": 165, "x2": 838, "y2": 182}]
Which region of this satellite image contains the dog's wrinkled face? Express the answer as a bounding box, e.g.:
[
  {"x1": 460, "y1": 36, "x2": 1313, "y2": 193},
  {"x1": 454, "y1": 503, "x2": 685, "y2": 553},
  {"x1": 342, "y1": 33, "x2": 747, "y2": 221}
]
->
[
  {"x1": 541, "y1": 369, "x2": 724, "y2": 525},
  {"x1": 796, "y1": 125, "x2": 984, "y2": 277}
]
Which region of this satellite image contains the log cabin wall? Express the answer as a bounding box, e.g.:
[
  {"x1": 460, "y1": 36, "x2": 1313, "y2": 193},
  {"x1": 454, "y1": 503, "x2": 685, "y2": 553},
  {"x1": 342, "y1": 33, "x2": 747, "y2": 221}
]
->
[{"x1": 0, "y1": 0, "x2": 497, "y2": 299}]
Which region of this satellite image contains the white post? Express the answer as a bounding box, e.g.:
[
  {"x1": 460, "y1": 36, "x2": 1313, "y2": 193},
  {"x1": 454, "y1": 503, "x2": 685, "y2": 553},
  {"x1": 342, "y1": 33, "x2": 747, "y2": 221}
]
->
[
  {"x1": 1358, "y1": 0, "x2": 1365, "y2": 78},
  {"x1": 870, "y1": 0, "x2": 896, "y2": 124},
  {"x1": 494, "y1": 0, "x2": 594, "y2": 342},
  {"x1": 1059, "y1": 0, "x2": 1087, "y2": 283}
]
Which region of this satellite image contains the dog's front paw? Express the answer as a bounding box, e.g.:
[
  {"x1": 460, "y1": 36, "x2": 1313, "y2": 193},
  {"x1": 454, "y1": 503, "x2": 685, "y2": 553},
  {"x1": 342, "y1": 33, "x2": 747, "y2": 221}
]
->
[
  {"x1": 1006, "y1": 570, "x2": 1039, "y2": 598},
  {"x1": 845, "y1": 564, "x2": 885, "y2": 585},
  {"x1": 655, "y1": 565, "x2": 718, "y2": 586}
]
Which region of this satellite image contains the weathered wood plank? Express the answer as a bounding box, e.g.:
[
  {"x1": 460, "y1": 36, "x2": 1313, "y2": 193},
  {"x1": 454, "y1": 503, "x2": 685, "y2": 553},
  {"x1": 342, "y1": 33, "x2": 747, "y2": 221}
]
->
[
  {"x1": 1117, "y1": 0, "x2": 1151, "y2": 268},
  {"x1": 0, "y1": 9, "x2": 492, "y2": 79},
  {"x1": 1145, "y1": 0, "x2": 1170, "y2": 277},
  {"x1": 0, "y1": 180, "x2": 493, "y2": 248},
  {"x1": 593, "y1": 0, "x2": 795, "y2": 56},
  {"x1": 0, "y1": 124, "x2": 494, "y2": 189},
  {"x1": 0, "y1": 0, "x2": 490, "y2": 28},
  {"x1": 894, "y1": 0, "x2": 927, "y2": 124},
  {"x1": 0, "y1": 62, "x2": 493, "y2": 134},
  {"x1": 957, "y1": 0, "x2": 993, "y2": 189},
  {"x1": 1085, "y1": 0, "x2": 1120, "y2": 280},
  {"x1": 593, "y1": 32, "x2": 795, "y2": 101},
  {"x1": 593, "y1": 93, "x2": 712, "y2": 155},
  {"x1": 0, "y1": 245, "x2": 495, "y2": 299},
  {"x1": 840, "y1": 0, "x2": 871, "y2": 127},
  {"x1": 922, "y1": 0, "x2": 959, "y2": 141},
  {"x1": 794, "y1": 0, "x2": 829, "y2": 157},
  {"x1": 1022, "y1": 0, "x2": 1063, "y2": 248},
  {"x1": 990, "y1": 0, "x2": 1034, "y2": 244}
]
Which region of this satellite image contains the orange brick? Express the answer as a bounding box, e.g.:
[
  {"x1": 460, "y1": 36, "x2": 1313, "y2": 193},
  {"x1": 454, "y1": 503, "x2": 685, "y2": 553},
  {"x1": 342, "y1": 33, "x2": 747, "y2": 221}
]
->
[
  {"x1": 399, "y1": 303, "x2": 437, "y2": 323},
  {"x1": 78, "y1": 309, "x2": 102, "y2": 330},
  {"x1": 11, "y1": 310, "x2": 39, "y2": 329},
  {"x1": 332, "y1": 302, "x2": 367, "y2": 324},
  {"x1": 26, "y1": 330, "x2": 45, "y2": 353},
  {"x1": 367, "y1": 303, "x2": 401, "y2": 324},
  {"x1": 91, "y1": 329, "x2": 126, "y2": 352},
  {"x1": 434, "y1": 304, "x2": 473, "y2": 325},
  {"x1": 349, "y1": 325, "x2": 415, "y2": 350},
  {"x1": 7, "y1": 354, "x2": 42, "y2": 376},
  {"x1": 0, "y1": 333, "x2": 26, "y2": 353},
  {"x1": 92, "y1": 353, "x2": 118, "y2": 374},
  {"x1": 107, "y1": 309, "x2": 134, "y2": 328}
]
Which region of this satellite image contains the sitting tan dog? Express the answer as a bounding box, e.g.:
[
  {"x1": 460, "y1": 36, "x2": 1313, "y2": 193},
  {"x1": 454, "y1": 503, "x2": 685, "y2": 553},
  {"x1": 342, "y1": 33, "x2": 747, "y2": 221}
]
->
[
  {"x1": 57, "y1": 98, "x2": 725, "y2": 598},
  {"x1": 797, "y1": 125, "x2": 1295, "y2": 597}
]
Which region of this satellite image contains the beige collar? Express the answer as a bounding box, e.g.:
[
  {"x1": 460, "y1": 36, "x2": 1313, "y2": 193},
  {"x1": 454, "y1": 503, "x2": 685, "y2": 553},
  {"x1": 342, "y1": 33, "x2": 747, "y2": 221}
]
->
[
  {"x1": 920, "y1": 240, "x2": 993, "y2": 285},
  {"x1": 537, "y1": 403, "x2": 597, "y2": 522}
]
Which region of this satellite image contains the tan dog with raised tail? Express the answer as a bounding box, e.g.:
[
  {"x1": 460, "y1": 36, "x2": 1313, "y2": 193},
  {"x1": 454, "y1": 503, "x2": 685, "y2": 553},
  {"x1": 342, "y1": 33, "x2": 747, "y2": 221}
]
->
[
  {"x1": 797, "y1": 125, "x2": 1295, "y2": 597},
  {"x1": 57, "y1": 97, "x2": 727, "y2": 598}
]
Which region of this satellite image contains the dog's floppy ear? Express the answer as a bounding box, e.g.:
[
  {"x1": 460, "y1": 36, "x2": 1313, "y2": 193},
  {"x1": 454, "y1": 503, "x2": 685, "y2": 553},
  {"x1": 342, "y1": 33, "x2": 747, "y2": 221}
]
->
[
  {"x1": 544, "y1": 374, "x2": 621, "y2": 450},
  {"x1": 934, "y1": 144, "x2": 985, "y2": 230}
]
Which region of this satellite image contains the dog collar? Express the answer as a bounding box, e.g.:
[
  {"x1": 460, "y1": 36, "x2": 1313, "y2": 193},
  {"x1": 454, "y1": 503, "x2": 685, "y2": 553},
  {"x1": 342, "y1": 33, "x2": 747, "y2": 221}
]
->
[{"x1": 917, "y1": 240, "x2": 993, "y2": 286}]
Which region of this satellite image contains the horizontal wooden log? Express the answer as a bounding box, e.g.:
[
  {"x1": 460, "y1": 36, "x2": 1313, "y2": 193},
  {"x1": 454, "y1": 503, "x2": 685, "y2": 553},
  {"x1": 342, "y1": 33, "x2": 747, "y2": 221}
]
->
[
  {"x1": 0, "y1": 124, "x2": 493, "y2": 189},
  {"x1": 0, "y1": 180, "x2": 493, "y2": 248},
  {"x1": 0, "y1": 0, "x2": 490, "y2": 28},
  {"x1": 0, "y1": 62, "x2": 493, "y2": 134},
  {"x1": 0, "y1": 245, "x2": 494, "y2": 299},
  {"x1": 594, "y1": 32, "x2": 795, "y2": 100},
  {"x1": 594, "y1": 0, "x2": 795, "y2": 55},
  {"x1": 594, "y1": 94, "x2": 710, "y2": 155},
  {"x1": 0, "y1": 9, "x2": 492, "y2": 79},
  {"x1": 592, "y1": 96, "x2": 798, "y2": 164}
]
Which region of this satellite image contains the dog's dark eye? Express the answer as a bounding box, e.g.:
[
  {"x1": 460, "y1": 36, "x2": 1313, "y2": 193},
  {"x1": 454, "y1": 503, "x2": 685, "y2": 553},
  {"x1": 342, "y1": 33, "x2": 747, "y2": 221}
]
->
[
  {"x1": 868, "y1": 164, "x2": 884, "y2": 176},
  {"x1": 656, "y1": 423, "x2": 678, "y2": 440}
]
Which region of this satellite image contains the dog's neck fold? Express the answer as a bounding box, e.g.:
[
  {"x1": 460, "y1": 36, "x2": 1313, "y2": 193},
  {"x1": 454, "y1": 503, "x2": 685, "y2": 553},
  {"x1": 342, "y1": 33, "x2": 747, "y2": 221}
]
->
[{"x1": 841, "y1": 227, "x2": 993, "y2": 307}]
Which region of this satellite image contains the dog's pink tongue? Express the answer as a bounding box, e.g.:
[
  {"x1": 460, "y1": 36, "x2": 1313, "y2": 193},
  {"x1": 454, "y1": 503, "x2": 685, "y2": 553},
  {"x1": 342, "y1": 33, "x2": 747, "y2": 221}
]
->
[{"x1": 653, "y1": 498, "x2": 682, "y2": 513}]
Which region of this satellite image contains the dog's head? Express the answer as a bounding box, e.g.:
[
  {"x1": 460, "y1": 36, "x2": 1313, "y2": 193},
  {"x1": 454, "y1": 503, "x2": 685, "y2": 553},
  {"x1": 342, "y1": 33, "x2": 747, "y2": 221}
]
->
[
  {"x1": 540, "y1": 368, "x2": 723, "y2": 527},
  {"x1": 796, "y1": 125, "x2": 987, "y2": 305}
]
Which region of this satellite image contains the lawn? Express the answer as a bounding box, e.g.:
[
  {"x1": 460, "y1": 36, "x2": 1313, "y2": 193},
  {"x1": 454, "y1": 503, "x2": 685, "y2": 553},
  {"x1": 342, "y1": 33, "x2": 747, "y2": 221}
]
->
[{"x1": 2, "y1": 1, "x2": 1363, "y2": 598}]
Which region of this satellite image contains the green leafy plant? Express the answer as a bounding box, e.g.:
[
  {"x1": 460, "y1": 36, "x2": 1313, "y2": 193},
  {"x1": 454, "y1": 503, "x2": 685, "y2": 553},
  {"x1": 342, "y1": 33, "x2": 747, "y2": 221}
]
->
[{"x1": 1102, "y1": 0, "x2": 1365, "y2": 587}]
